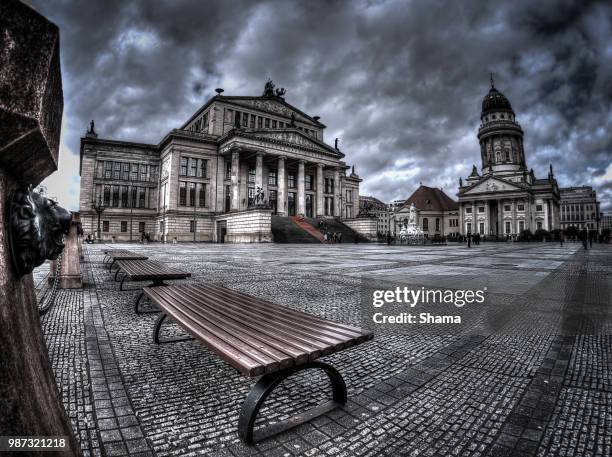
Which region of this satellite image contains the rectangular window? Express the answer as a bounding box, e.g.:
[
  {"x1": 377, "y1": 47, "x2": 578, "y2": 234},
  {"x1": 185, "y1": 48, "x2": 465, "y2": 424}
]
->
[
  {"x1": 250, "y1": 114, "x2": 255, "y2": 128},
  {"x1": 190, "y1": 158, "x2": 197, "y2": 177},
  {"x1": 180, "y1": 157, "x2": 188, "y2": 176},
  {"x1": 104, "y1": 161, "x2": 112, "y2": 179},
  {"x1": 519, "y1": 221, "x2": 525, "y2": 231},
  {"x1": 113, "y1": 162, "x2": 121, "y2": 179},
  {"x1": 140, "y1": 164, "x2": 148, "y2": 181},
  {"x1": 536, "y1": 204, "x2": 543, "y2": 211},
  {"x1": 138, "y1": 188, "x2": 145, "y2": 208},
  {"x1": 467, "y1": 222, "x2": 472, "y2": 233},
  {"x1": 138, "y1": 222, "x2": 145, "y2": 233},
  {"x1": 189, "y1": 183, "x2": 196, "y2": 207},
  {"x1": 268, "y1": 170, "x2": 277, "y2": 186},
  {"x1": 120, "y1": 221, "x2": 127, "y2": 233},
  {"x1": 504, "y1": 205, "x2": 511, "y2": 211},
  {"x1": 258, "y1": 117, "x2": 263, "y2": 128},
  {"x1": 112, "y1": 185, "x2": 119, "y2": 207},
  {"x1": 225, "y1": 161, "x2": 231, "y2": 180},
  {"x1": 131, "y1": 187, "x2": 137, "y2": 208},
  {"x1": 198, "y1": 183, "x2": 206, "y2": 207},
  {"x1": 505, "y1": 221, "x2": 511, "y2": 233},
  {"x1": 122, "y1": 162, "x2": 130, "y2": 180},
  {"x1": 305, "y1": 174, "x2": 313, "y2": 191},
  {"x1": 288, "y1": 173, "x2": 296, "y2": 188},
  {"x1": 179, "y1": 182, "x2": 187, "y2": 206},
  {"x1": 265, "y1": 118, "x2": 270, "y2": 128},
  {"x1": 272, "y1": 120, "x2": 277, "y2": 128},
  {"x1": 190, "y1": 220, "x2": 195, "y2": 233},
  {"x1": 103, "y1": 186, "x2": 111, "y2": 206},
  {"x1": 537, "y1": 221, "x2": 543, "y2": 229},
  {"x1": 242, "y1": 112, "x2": 248, "y2": 127},
  {"x1": 465, "y1": 207, "x2": 472, "y2": 213},
  {"x1": 279, "y1": 122, "x2": 284, "y2": 128},
  {"x1": 479, "y1": 223, "x2": 484, "y2": 234},
  {"x1": 248, "y1": 166, "x2": 256, "y2": 183},
  {"x1": 199, "y1": 159, "x2": 207, "y2": 178},
  {"x1": 121, "y1": 186, "x2": 128, "y2": 207},
  {"x1": 478, "y1": 207, "x2": 484, "y2": 213},
  {"x1": 518, "y1": 204, "x2": 525, "y2": 211},
  {"x1": 130, "y1": 163, "x2": 138, "y2": 181},
  {"x1": 345, "y1": 189, "x2": 352, "y2": 203},
  {"x1": 102, "y1": 221, "x2": 110, "y2": 232}
]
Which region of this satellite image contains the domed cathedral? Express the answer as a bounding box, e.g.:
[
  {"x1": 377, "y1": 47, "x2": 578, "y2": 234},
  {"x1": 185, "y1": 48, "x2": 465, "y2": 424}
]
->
[{"x1": 457, "y1": 75, "x2": 560, "y2": 238}]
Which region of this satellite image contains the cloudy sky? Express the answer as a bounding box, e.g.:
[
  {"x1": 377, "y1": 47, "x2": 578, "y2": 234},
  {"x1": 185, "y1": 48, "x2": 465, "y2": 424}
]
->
[{"x1": 29, "y1": 0, "x2": 612, "y2": 212}]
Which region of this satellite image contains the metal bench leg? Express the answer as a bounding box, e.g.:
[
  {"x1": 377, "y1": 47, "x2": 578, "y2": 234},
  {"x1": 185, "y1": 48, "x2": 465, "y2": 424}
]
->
[
  {"x1": 114, "y1": 269, "x2": 123, "y2": 282},
  {"x1": 135, "y1": 281, "x2": 166, "y2": 314},
  {"x1": 152, "y1": 313, "x2": 194, "y2": 344},
  {"x1": 238, "y1": 361, "x2": 347, "y2": 445},
  {"x1": 109, "y1": 260, "x2": 116, "y2": 272},
  {"x1": 119, "y1": 274, "x2": 128, "y2": 291}
]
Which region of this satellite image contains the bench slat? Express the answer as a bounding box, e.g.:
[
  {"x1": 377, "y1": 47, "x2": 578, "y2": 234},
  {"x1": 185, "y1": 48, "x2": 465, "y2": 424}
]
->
[
  {"x1": 144, "y1": 284, "x2": 373, "y2": 377},
  {"x1": 195, "y1": 285, "x2": 357, "y2": 349},
  {"x1": 117, "y1": 259, "x2": 191, "y2": 281}
]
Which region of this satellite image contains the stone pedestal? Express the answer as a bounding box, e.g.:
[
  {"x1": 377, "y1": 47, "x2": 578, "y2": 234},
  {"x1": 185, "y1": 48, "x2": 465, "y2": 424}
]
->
[
  {"x1": 343, "y1": 217, "x2": 378, "y2": 241},
  {"x1": 215, "y1": 208, "x2": 273, "y2": 243},
  {"x1": 0, "y1": 1, "x2": 81, "y2": 455},
  {"x1": 49, "y1": 214, "x2": 83, "y2": 289}
]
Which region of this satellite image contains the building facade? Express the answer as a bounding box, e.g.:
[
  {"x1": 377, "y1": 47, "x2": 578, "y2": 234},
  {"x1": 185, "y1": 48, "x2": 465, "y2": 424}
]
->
[
  {"x1": 394, "y1": 185, "x2": 460, "y2": 238},
  {"x1": 457, "y1": 80, "x2": 560, "y2": 237},
  {"x1": 79, "y1": 81, "x2": 361, "y2": 242},
  {"x1": 559, "y1": 186, "x2": 601, "y2": 232}
]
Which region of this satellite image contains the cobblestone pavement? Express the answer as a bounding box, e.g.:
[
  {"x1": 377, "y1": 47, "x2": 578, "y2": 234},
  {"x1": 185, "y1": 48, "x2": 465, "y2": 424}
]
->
[{"x1": 36, "y1": 241, "x2": 612, "y2": 456}]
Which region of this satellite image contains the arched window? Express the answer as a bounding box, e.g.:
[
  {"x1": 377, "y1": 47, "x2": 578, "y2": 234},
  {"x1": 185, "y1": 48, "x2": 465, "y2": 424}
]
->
[{"x1": 422, "y1": 218, "x2": 429, "y2": 231}]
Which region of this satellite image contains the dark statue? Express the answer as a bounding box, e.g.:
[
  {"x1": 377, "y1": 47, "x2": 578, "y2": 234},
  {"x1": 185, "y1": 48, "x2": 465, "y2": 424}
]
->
[
  {"x1": 88, "y1": 119, "x2": 95, "y2": 134},
  {"x1": 263, "y1": 79, "x2": 286, "y2": 98},
  {"x1": 254, "y1": 186, "x2": 265, "y2": 206},
  {"x1": 289, "y1": 113, "x2": 296, "y2": 127},
  {"x1": 334, "y1": 138, "x2": 339, "y2": 149},
  {"x1": 8, "y1": 187, "x2": 71, "y2": 277}
]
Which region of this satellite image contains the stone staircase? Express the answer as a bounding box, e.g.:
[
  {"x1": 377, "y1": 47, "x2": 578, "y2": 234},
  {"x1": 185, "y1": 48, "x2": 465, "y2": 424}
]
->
[
  {"x1": 290, "y1": 217, "x2": 325, "y2": 242},
  {"x1": 271, "y1": 216, "x2": 321, "y2": 243},
  {"x1": 304, "y1": 217, "x2": 370, "y2": 243}
]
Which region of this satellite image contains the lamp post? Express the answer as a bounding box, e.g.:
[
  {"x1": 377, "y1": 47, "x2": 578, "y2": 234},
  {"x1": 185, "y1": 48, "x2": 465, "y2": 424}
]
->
[
  {"x1": 193, "y1": 202, "x2": 197, "y2": 242},
  {"x1": 91, "y1": 196, "x2": 106, "y2": 242},
  {"x1": 129, "y1": 182, "x2": 134, "y2": 243}
]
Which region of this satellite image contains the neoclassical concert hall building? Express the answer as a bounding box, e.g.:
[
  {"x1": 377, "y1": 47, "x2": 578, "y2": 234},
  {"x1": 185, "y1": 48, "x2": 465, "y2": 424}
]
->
[
  {"x1": 457, "y1": 79, "x2": 560, "y2": 236},
  {"x1": 79, "y1": 81, "x2": 363, "y2": 242}
]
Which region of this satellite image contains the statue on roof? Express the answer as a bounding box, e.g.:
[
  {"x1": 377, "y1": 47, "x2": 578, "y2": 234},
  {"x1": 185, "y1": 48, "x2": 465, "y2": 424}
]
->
[
  {"x1": 275, "y1": 87, "x2": 286, "y2": 97},
  {"x1": 334, "y1": 138, "x2": 339, "y2": 150},
  {"x1": 289, "y1": 112, "x2": 296, "y2": 127},
  {"x1": 263, "y1": 79, "x2": 275, "y2": 97}
]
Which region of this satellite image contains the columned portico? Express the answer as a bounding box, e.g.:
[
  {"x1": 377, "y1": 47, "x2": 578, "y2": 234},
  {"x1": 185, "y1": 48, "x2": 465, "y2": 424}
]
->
[
  {"x1": 255, "y1": 151, "x2": 264, "y2": 191},
  {"x1": 297, "y1": 160, "x2": 305, "y2": 215},
  {"x1": 277, "y1": 156, "x2": 287, "y2": 216},
  {"x1": 316, "y1": 163, "x2": 324, "y2": 217}
]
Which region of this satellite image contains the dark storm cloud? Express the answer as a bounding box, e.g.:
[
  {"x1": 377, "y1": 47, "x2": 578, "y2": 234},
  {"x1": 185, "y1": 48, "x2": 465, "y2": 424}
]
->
[{"x1": 30, "y1": 0, "x2": 612, "y2": 211}]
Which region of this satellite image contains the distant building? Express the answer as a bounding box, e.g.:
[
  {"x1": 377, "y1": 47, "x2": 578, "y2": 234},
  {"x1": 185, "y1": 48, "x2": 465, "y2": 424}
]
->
[
  {"x1": 601, "y1": 212, "x2": 612, "y2": 231},
  {"x1": 359, "y1": 196, "x2": 389, "y2": 235},
  {"x1": 394, "y1": 185, "x2": 460, "y2": 238},
  {"x1": 457, "y1": 78, "x2": 560, "y2": 236},
  {"x1": 560, "y1": 186, "x2": 601, "y2": 232}
]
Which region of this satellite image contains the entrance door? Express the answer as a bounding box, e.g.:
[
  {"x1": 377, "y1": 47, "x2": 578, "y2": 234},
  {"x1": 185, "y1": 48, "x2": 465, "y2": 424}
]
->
[
  {"x1": 216, "y1": 221, "x2": 227, "y2": 243},
  {"x1": 305, "y1": 194, "x2": 313, "y2": 218},
  {"x1": 288, "y1": 192, "x2": 296, "y2": 216},
  {"x1": 224, "y1": 185, "x2": 231, "y2": 212}
]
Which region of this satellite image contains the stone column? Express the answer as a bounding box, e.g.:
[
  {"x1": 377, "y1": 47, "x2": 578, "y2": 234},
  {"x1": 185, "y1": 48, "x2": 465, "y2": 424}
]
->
[
  {"x1": 277, "y1": 156, "x2": 286, "y2": 216},
  {"x1": 497, "y1": 199, "x2": 503, "y2": 236},
  {"x1": 255, "y1": 151, "x2": 264, "y2": 191},
  {"x1": 316, "y1": 163, "x2": 324, "y2": 217},
  {"x1": 459, "y1": 202, "x2": 464, "y2": 235},
  {"x1": 230, "y1": 150, "x2": 240, "y2": 211},
  {"x1": 333, "y1": 168, "x2": 341, "y2": 217},
  {"x1": 297, "y1": 160, "x2": 305, "y2": 215},
  {"x1": 512, "y1": 199, "x2": 517, "y2": 235},
  {"x1": 484, "y1": 200, "x2": 490, "y2": 235},
  {"x1": 471, "y1": 201, "x2": 477, "y2": 233},
  {"x1": 543, "y1": 199, "x2": 549, "y2": 231}
]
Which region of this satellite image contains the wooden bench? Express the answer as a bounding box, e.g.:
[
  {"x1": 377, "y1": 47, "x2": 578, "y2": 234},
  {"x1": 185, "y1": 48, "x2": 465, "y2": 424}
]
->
[
  {"x1": 114, "y1": 259, "x2": 191, "y2": 313},
  {"x1": 106, "y1": 251, "x2": 148, "y2": 272},
  {"x1": 102, "y1": 249, "x2": 130, "y2": 264},
  {"x1": 143, "y1": 283, "x2": 373, "y2": 444}
]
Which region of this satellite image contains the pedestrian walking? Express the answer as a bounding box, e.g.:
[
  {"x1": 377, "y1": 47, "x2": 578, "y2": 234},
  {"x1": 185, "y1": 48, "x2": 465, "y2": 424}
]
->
[
  {"x1": 467, "y1": 232, "x2": 472, "y2": 248},
  {"x1": 560, "y1": 231, "x2": 564, "y2": 247},
  {"x1": 337, "y1": 232, "x2": 342, "y2": 243}
]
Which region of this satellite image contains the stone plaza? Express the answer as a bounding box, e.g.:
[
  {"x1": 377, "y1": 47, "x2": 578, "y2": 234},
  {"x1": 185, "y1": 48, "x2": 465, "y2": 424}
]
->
[{"x1": 36, "y1": 241, "x2": 612, "y2": 457}]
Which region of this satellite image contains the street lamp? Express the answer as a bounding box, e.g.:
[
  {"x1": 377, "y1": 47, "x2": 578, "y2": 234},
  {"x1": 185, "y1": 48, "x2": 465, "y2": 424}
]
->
[
  {"x1": 129, "y1": 182, "x2": 134, "y2": 243},
  {"x1": 91, "y1": 196, "x2": 106, "y2": 242}
]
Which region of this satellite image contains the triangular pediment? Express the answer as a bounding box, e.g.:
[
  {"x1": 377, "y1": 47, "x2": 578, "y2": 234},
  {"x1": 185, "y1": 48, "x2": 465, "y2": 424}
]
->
[
  {"x1": 462, "y1": 176, "x2": 524, "y2": 195},
  {"x1": 226, "y1": 98, "x2": 314, "y2": 125},
  {"x1": 219, "y1": 128, "x2": 344, "y2": 158}
]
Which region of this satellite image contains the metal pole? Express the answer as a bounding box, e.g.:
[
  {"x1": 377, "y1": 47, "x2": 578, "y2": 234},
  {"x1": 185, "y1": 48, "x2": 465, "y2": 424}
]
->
[
  {"x1": 193, "y1": 203, "x2": 197, "y2": 242},
  {"x1": 129, "y1": 182, "x2": 133, "y2": 243}
]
